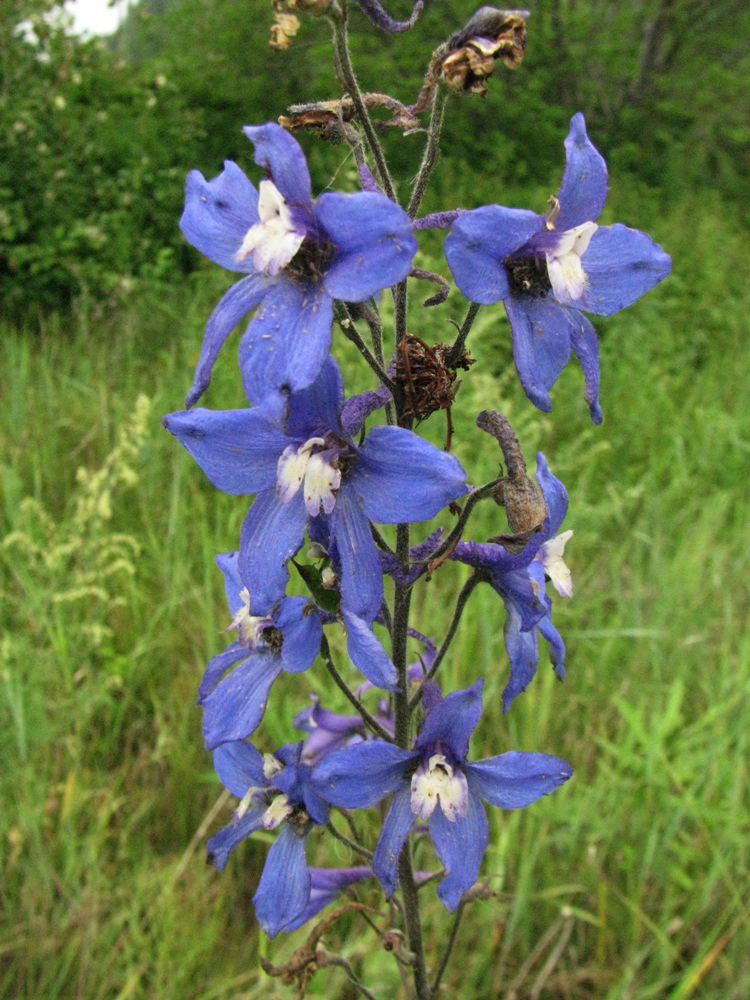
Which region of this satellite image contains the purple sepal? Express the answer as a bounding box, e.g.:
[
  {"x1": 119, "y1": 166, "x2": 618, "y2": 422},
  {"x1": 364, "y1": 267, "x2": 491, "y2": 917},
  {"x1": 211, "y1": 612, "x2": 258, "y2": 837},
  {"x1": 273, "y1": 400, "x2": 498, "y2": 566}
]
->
[
  {"x1": 312, "y1": 740, "x2": 415, "y2": 809},
  {"x1": 465, "y1": 752, "x2": 572, "y2": 809},
  {"x1": 416, "y1": 679, "x2": 484, "y2": 760},
  {"x1": 372, "y1": 785, "x2": 416, "y2": 897},
  {"x1": 429, "y1": 789, "x2": 489, "y2": 912}
]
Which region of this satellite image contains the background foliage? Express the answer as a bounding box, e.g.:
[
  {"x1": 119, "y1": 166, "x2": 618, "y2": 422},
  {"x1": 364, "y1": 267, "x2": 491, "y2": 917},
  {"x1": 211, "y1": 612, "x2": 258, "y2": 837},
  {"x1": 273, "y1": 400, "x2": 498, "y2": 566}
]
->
[{"x1": 2, "y1": 1, "x2": 749, "y2": 998}]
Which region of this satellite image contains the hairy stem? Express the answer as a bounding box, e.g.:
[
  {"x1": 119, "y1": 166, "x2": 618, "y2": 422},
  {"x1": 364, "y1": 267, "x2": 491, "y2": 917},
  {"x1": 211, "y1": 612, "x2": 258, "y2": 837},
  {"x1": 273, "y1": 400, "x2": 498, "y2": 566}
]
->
[
  {"x1": 408, "y1": 88, "x2": 446, "y2": 219},
  {"x1": 329, "y1": 3, "x2": 396, "y2": 201}
]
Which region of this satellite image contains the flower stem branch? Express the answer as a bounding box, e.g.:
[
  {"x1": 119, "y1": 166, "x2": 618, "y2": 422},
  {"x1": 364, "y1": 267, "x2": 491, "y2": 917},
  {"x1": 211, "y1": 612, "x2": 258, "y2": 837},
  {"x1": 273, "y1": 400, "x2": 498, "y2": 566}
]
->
[
  {"x1": 409, "y1": 571, "x2": 481, "y2": 711},
  {"x1": 318, "y1": 954, "x2": 381, "y2": 1000},
  {"x1": 447, "y1": 301, "x2": 481, "y2": 365},
  {"x1": 329, "y1": 2, "x2": 397, "y2": 202},
  {"x1": 414, "y1": 479, "x2": 501, "y2": 581},
  {"x1": 320, "y1": 635, "x2": 394, "y2": 742},
  {"x1": 335, "y1": 303, "x2": 397, "y2": 394},
  {"x1": 326, "y1": 820, "x2": 374, "y2": 862},
  {"x1": 408, "y1": 88, "x2": 447, "y2": 220},
  {"x1": 398, "y1": 845, "x2": 431, "y2": 1000},
  {"x1": 430, "y1": 901, "x2": 466, "y2": 996}
]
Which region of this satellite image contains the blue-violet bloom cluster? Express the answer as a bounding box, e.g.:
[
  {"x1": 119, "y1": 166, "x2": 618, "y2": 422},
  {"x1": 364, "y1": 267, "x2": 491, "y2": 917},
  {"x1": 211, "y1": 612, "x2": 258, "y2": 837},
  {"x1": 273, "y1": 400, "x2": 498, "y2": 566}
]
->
[
  {"x1": 164, "y1": 358, "x2": 467, "y2": 691},
  {"x1": 180, "y1": 123, "x2": 417, "y2": 407},
  {"x1": 207, "y1": 740, "x2": 329, "y2": 938},
  {"x1": 313, "y1": 678, "x2": 572, "y2": 911},
  {"x1": 452, "y1": 453, "x2": 571, "y2": 712},
  {"x1": 444, "y1": 113, "x2": 671, "y2": 422}
]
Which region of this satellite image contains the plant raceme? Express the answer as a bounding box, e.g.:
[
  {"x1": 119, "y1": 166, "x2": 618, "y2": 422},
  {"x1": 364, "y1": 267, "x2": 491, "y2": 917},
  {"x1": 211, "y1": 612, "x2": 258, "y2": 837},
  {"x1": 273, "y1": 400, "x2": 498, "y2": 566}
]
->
[{"x1": 165, "y1": 6, "x2": 670, "y2": 991}]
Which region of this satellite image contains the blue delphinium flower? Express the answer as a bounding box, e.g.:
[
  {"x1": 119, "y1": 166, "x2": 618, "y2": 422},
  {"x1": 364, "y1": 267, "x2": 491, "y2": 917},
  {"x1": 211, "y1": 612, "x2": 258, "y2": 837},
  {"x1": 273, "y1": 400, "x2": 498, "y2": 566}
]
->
[
  {"x1": 313, "y1": 679, "x2": 572, "y2": 911},
  {"x1": 180, "y1": 123, "x2": 417, "y2": 407},
  {"x1": 444, "y1": 113, "x2": 672, "y2": 423},
  {"x1": 198, "y1": 552, "x2": 323, "y2": 749},
  {"x1": 206, "y1": 740, "x2": 329, "y2": 938},
  {"x1": 164, "y1": 358, "x2": 467, "y2": 690},
  {"x1": 452, "y1": 453, "x2": 570, "y2": 712}
]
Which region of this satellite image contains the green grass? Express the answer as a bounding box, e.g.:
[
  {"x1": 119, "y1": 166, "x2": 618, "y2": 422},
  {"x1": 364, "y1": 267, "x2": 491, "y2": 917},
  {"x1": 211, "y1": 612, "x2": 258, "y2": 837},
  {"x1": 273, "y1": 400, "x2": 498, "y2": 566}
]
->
[{"x1": 1, "y1": 192, "x2": 749, "y2": 1000}]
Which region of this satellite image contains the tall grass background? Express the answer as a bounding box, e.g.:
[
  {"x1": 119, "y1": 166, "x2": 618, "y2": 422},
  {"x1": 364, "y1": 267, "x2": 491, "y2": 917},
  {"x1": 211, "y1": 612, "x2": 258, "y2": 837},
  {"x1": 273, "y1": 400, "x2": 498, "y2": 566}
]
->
[{"x1": 1, "y1": 176, "x2": 749, "y2": 999}]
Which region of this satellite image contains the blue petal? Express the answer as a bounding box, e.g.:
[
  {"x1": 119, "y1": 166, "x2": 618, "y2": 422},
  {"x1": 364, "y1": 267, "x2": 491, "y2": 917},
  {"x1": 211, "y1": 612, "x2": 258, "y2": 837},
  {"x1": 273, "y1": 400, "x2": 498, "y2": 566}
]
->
[
  {"x1": 341, "y1": 383, "x2": 392, "y2": 437},
  {"x1": 350, "y1": 427, "x2": 467, "y2": 524},
  {"x1": 416, "y1": 680, "x2": 484, "y2": 761},
  {"x1": 180, "y1": 162, "x2": 259, "y2": 272},
  {"x1": 331, "y1": 488, "x2": 383, "y2": 622},
  {"x1": 538, "y1": 613, "x2": 566, "y2": 681},
  {"x1": 568, "y1": 311, "x2": 603, "y2": 423},
  {"x1": 535, "y1": 454, "x2": 569, "y2": 539},
  {"x1": 244, "y1": 123, "x2": 313, "y2": 211},
  {"x1": 276, "y1": 597, "x2": 323, "y2": 675},
  {"x1": 312, "y1": 740, "x2": 413, "y2": 808},
  {"x1": 452, "y1": 537, "x2": 543, "y2": 576},
  {"x1": 215, "y1": 551, "x2": 244, "y2": 618},
  {"x1": 316, "y1": 191, "x2": 417, "y2": 301},
  {"x1": 285, "y1": 356, "x2": 345, "y2": 440},
  {"x1": 201, "y1": 650, "x2": 283, "y2": 749},
  {"x1": 465, "y1": 751, "x2": 572, "y2": 809},
  {"x1": 213, "y1": 740, "x2": 267, "y2": 797},
  {"x1": 445, "y1": 206, "x2": 543, "y2": 305},
  {"x1": 207, "y1": 803, "x2": 266, "y2": 873},
  {"x1": 301, "y1": 782, "x2": 330, "y2": 827},
  {"x1": 254, "y1": 824, "x2": 311, "y2": 939},
  {"x1": 342, "y1": 610, "x2": 399, "y2": 691},
  {"x1": 555, "y1": 113, "x2": 609, "y2": 230},
  {"x1": 239, "y1": 486, "x2": 307, "y2": 611},
  {"x1": 239, "y1": 279, "x2": 333, "y2": 405},
  {"x1": 429, "y1": 790, "x2": 488, "y2": 912},
  {"x1": 505, "y1": 295, "x2": 574, "y2": 413},
  {"x1": 581, "y1": 224, "x2": 672, "y2": 317},
  {"x1": 502, "y1": 601, "x2": 539, "y2": 713},
  {"x1": 185, "y1": 273, "x2": 273, "y2": 408},
  {"x1": 281, "y1": 866, "x2": 373, "y2": 932},
  {"x1": 163, "y1": 406, "x2": 286, "y2": 495},
  {"x1": 372, "y1": 785, "x2": 415, "y2": 898},
  {"x1": 197, "y1": 643, "x2": 247, "y2": 704}
]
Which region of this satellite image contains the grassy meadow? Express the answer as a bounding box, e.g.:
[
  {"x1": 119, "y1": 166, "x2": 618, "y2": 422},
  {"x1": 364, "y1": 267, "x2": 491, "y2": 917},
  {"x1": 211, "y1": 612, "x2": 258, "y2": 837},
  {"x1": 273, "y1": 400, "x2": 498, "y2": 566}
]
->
[{"x1": 2, "y1": 183, "x2": 749, "y2": 1000}]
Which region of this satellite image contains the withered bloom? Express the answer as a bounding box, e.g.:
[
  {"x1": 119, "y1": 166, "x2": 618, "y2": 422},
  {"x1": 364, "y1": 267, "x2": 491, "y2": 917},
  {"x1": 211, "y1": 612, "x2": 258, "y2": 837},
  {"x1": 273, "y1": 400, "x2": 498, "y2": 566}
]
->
[
  {"x1": 442, "y1": 7, "x2": 529, "y2": 95},
  {"x1": 269, "y1": 10, "x2": 301, "y2": 50}
]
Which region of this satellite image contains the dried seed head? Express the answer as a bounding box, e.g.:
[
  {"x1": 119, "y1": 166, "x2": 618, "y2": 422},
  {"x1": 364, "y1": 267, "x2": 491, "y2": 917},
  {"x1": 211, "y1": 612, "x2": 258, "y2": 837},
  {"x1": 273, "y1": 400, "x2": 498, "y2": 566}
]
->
[
  {"x1": 269, "y1": 10, "x2": 300, "y2": 49},
  {"x1": 441, "y1": 8, "x2": 529, "y2": 95}
]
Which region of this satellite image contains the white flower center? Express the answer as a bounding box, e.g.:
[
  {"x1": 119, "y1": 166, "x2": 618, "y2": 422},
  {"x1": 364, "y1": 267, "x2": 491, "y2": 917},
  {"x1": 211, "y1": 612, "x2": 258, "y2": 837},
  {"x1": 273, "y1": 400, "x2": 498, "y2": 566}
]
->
[
  {"x1": 226, "y1": 586, "x2": 274, "y2": 647},
  {"x1": 277, "y1": 437, "x2": 341, "y2": 517},
  {"x1": 262, "y1": 753, "x2": 283, "y2": 781},
  {"x1": 545, "y1": 221, "x2": 597, "y2": 304},
  {"x1": 540, "y1": 528, "x2": 574, "y2": 598},
  {"x1": 410, "y1": 753, "x2": 469, "y2": 823},
  {"x1": 261, "y1": 793, "x2": 293, "y2": 830},
  {"x1": 234, "y1": 179, "x2": 305, "y2": 276}
]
